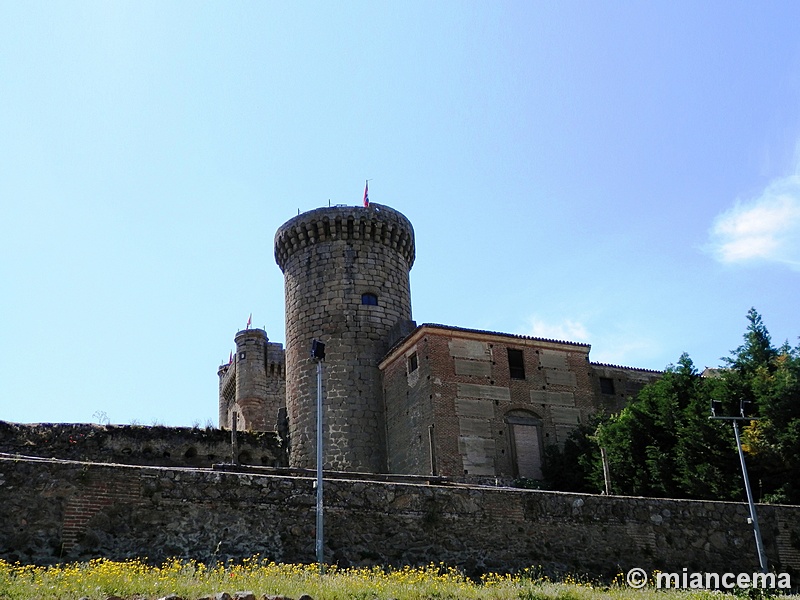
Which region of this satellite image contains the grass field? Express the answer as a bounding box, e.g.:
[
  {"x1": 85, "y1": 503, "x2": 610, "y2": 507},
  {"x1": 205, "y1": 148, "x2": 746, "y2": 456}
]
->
[{"x1": 0, "y1": 557, "x2": 794, "y2": 600}]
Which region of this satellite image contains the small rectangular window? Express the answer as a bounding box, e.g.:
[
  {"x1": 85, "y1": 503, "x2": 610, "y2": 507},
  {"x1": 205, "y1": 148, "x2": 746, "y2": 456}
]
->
[
  {"x1": 407, "y1": 352, "x2": 418, "y2": 373},
  {"x1": 599, "y1": 377, "x2": 615, "y2": 395},
  {"x1": 361, "y1": 293, "x2": 378, "y2": 305},
  {"x1": 508, "y1": 348, "x2": 525, "y2": 379}
]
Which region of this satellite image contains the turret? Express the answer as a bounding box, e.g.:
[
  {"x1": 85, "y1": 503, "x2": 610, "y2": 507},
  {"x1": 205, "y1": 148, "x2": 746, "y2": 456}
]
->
[{"x1": 218, "y1": 328, "x2": 285, "y2": 431}]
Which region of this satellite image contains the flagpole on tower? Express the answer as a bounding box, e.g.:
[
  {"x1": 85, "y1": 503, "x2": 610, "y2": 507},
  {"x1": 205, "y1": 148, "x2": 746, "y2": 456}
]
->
[{"x1": 363, "y1": 180, "x2": 370, "y2": 207}]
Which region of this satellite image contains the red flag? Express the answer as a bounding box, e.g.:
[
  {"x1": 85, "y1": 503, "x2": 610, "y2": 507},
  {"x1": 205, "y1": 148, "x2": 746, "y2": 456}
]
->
[
  {"x1": 246, "y1": 313, "x2": 252, "y2": 329},
  {"x1": 229, "y1": 351, "x2": 233, "y2": 364},
  {"x1": 363, "y1": 180, "x2": 369, "y2": 207}
]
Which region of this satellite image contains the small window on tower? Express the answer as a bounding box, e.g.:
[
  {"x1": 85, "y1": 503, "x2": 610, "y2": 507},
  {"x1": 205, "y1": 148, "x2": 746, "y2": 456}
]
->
[
  {"x1": 599, "y1": 377, "x2": 615, "y2": 395},
  {"x1": 408, "y1": 352, "x2": 418, "y2": 373},
  {"x1": 508, "y1": 348, "x2": 525, "y2": 379},
  {"x1": 361, "y1": 293, "x2": 378, "y2": 306}
]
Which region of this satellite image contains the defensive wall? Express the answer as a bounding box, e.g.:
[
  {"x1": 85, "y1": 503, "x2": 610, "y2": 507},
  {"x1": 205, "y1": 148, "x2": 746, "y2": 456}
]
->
[
  {"x1": 0, "y1": 421, "x2": 286, "y2": 469},
  {"x1": 2, "y1": 454, "x2": 799, "y2": 579}
]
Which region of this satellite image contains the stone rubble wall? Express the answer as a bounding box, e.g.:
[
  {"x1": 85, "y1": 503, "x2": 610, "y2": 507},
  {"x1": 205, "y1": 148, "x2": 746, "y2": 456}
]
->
[
  {"x1": 2, "y1": 455, "x2": 799, "y2": 579},
  {"x1": 0, "y1": 421, "x2": 287, "y2": 469}
]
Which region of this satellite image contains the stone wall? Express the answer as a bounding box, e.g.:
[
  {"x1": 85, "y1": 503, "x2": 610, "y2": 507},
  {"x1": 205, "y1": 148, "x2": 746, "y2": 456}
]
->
[
  {"x1": 383, "y1": 334, "x2": 435, "y2": 476},
  {"x1": 2, "y1": 454, "x2": 799, "y2": 579},
  {"x1": 275, "y1": 204, "x2": 415, "y2": 473},
  {"x1": 0, "y1": 421, "x2": 287, "y2": 469}
]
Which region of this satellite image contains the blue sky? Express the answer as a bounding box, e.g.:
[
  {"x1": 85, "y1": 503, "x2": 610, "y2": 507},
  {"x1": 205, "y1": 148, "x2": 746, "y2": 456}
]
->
[{"x1": 2, "y1": 1, "x2": 800, "y2": 427}]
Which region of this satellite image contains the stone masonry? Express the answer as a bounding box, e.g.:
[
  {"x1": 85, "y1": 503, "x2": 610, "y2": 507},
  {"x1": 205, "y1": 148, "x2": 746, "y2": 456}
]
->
[
  {"x1": 2, "y1": 455, "x2": 799, "y2": 577},
  {"x1": 0, "y1": 420, "x2": 287, "y2": 469},
  {"x1": 274, "y1": 204, "x2": 415, "y2": 473},
  {"x1": 218, "y1": 328, "x2": 285, "y2": 431}
]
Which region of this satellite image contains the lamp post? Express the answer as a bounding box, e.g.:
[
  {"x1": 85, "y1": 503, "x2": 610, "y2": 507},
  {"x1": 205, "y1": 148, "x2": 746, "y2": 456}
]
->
[
  {"x1": 310, "y1": 339, "x2": 326, "y2": 573},
  {"x1": 710, "y1": 400, "x2": 768, "y2": 573}
]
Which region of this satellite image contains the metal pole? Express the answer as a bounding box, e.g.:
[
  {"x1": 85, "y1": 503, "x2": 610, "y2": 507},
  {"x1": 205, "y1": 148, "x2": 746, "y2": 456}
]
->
[
  {"x1": 315, "y1": 358, "x2": 324, "y2": 573},
  {"x1": 600, "y1": 447, "x2": 611, "y2": 495},
  {"x1": 733, "y1": 420, "x2": 768, "y2": 573},
  {"x1": 428, "y1": 424, "x2": 437, "y2": 476},
  {"x1": 231, "y1": 412, "x2": 238, "y2": 465}
]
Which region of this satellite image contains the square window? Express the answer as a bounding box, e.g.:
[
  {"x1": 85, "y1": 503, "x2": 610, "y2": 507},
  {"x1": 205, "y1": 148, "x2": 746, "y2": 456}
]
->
[
  {"x1": 599, "y1": 377, "x2": 615, "y2": 395},
  {"x1": 407, "y1": 352, "x2": 418, "y2": 373},
  {"x1": 508, "y1": 348, "x2": 525, "y2": 379}
]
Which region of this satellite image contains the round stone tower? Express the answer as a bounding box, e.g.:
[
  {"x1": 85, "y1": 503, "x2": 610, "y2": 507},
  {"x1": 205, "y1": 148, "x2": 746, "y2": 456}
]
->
[
  {"x1": 274, "y1": 203, "x2": 415, "y2": 472},
  {"x1": 218, "y1": 328, "x2": 285, "y2": 432}
]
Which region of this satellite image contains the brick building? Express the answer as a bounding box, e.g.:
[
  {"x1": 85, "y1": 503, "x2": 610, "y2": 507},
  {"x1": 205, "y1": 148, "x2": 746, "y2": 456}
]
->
[
  {"x1": 380, "y1": 324, "x2": 659, "y2": 480},
  {"x1": 219, "y1": 203, "x2": 660, "y2": 480}
]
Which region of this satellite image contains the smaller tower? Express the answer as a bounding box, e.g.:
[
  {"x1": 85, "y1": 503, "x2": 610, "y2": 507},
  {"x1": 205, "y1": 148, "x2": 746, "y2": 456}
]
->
[{"x1": 218, "y1": 328, "x2": 285, "y2": 430}]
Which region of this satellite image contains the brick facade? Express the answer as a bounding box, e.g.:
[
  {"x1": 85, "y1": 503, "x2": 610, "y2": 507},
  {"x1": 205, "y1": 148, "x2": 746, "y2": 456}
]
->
[{"x1": 380, "y1": 325, "x2": 661, "y2": 481}]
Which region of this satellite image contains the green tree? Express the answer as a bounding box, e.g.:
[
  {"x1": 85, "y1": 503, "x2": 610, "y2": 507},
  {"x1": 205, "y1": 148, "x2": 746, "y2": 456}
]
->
[
  {"x1": 594, "y1": 353, "x2": 735, "y2": 499},
  {"x1": 721, "y1": 309, "x2": 800, "y2": 503},
  {"x1": 542, "y1": 419, "x2": 604, "y2": 493},
  {"x1": 544, "y1": 309, "x2": 800, "y2": 504}
]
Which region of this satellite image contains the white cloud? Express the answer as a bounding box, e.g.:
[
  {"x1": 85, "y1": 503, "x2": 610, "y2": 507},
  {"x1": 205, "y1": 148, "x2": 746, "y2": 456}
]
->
[
  {"x1": 526, "y1": 316, "x2": 662, "y2": 368},
  {"x1": 708, "y1": 174, "x2": 800, "y2": 269},
  {"x1": 589, "y1": 337, "x2": 661, "y2": 368},
  {"x1": 527, "y1": 317, "x2": 590, "y2": 343}
]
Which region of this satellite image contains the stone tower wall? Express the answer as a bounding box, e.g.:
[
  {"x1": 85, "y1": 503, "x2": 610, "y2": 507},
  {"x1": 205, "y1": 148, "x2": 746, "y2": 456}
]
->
[
  {"x1": 218, "y1": 329, "x2": 285, "y2": 431},
  {"x1": 218, "y1": 362, "x2": 234, "y2": 427},
  {"x1": 264, "y1": 340, "x2": 287, "y2": 430},
  {"x1": 274, "y1": 204, "x2": 415, "y2": 472},
  {"x1": 234, "y1": 329, "x2": 269, "y2": 430}
]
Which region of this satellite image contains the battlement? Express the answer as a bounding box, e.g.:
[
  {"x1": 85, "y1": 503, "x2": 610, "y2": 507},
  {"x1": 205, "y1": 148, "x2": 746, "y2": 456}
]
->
[{"x1": 274, "y1": 203, "x2": 416, "y2": 272}]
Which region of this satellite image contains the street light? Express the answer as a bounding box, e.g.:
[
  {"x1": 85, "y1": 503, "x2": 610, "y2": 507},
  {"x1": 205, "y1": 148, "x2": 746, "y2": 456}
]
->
[
  {"x1": 311, "y1": 339, "x2": 325, "y2": 573},
  {"x1": 709, "y1": 399, "x2": 768, "y2": 573}
]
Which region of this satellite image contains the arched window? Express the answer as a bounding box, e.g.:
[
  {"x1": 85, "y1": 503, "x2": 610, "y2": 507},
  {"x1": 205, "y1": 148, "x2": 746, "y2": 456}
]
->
[
  {"x1": 361, "y1": 293, "x2": 378, "y2": 306},
  {"x1": 505, "y1": 410, "x2": 543, "y2": 480}
]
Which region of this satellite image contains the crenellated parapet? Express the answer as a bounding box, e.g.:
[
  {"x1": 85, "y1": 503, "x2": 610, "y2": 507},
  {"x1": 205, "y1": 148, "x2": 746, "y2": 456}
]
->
[{"x1": 274, "y1": 203, "x2": 415, "y2": 272}]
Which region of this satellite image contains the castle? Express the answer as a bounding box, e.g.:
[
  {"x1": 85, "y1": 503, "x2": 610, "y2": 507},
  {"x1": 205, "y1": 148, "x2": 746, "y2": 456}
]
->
[
  {"x1": 5, "y1": 203, "x2": 799, "y2": 575},
  {"x1": 217, "y1": 203, "x2": 661, "y2": 481}
]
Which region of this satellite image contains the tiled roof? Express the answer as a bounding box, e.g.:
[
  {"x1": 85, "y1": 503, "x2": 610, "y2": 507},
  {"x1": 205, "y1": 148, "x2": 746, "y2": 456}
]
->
[
  {"x1": 590, "y1": 361, "x2": 663, "y2": 374},
  {"x1": 413, "y1": 323, "x2": 591, "y2": 348}
]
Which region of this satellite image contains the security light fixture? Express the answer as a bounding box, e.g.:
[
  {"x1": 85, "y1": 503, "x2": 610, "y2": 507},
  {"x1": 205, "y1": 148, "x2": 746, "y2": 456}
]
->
[{"x1": 311, "y1": 339, "x2": 326, "y2": 361}]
